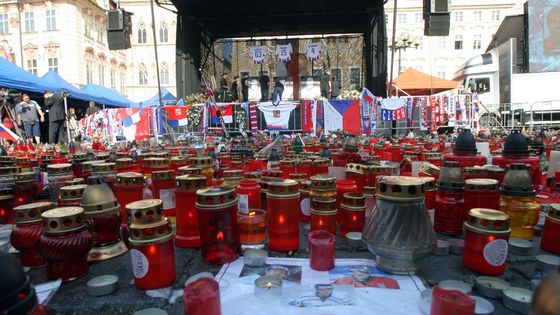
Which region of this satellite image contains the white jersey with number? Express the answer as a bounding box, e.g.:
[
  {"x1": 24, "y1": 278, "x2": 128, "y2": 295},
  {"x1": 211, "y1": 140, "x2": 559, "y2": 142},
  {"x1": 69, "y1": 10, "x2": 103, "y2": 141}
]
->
[{"x1": 257, "y1": 102, "x2": 296, "y2": 130}]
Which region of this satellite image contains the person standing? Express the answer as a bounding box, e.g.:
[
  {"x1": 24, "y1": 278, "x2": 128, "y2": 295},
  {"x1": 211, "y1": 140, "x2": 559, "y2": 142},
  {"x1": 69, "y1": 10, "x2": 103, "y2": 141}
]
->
[
  {"x1": 67, "y1": 107, "x2": 79, "y2": 142},
  {"x1": 86, "y1": 101, "x2": 101, "y2": 116},
  {"x1": 259, "y1": 74, "x2": 270, "y2": 102},
  {"x1": 44, "y1": 91, "x2": 66, "y2": 144},
  {"x1": 331, "y1": 76, "x2": 341, "y2": 99},
  {"x1": 272, "y1": 78, "x2": 284, "y2": 102},
  {"x1": 15, "y1": 94, "x2": 44, "y2": 144},
  {"x1": 320, "y1": 71, "x2": 332, "y2": 99},
  {"x1": 241, "y1": 74, "x2": 249, "y2": 102},
  {"x1": 220, "y1": 73, "x2": 229, "y2": 102},
  {"x1": 231, "y1": 75, "x2": 240, "y2": 102}
]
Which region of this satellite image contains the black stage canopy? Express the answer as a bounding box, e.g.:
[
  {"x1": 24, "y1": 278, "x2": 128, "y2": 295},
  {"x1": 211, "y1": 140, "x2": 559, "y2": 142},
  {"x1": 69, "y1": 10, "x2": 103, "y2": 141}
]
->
[{"x1": 166, "y1": 0, "x2": 388, "y2": 98}]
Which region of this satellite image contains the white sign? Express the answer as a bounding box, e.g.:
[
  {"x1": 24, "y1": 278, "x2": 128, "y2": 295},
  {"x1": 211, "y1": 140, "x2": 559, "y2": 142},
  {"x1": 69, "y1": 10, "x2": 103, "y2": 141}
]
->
[
  {"x1": 304, "y1": 42, "x2": 321, "y2": 61},
  {"x1": 275, "y1": 44, "x2": 293, "y2": 62},
  {"x1": 249, "y1": 46, "x2": 267, "y2": 64}
]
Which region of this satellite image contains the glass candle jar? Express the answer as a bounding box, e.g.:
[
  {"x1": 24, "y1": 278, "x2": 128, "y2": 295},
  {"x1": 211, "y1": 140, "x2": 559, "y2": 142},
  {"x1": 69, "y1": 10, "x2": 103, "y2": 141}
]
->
[
  {"x1": 267, "y1": 180, "x2": 300, "y2": 253},
  {"x1": 423, "y1": 177, "x2": 437, "y2": 227},
  {"x1": 279, "y1": 160, "x2": 296, "y2": 179},
  {"x1": 312, "y1": 158, "x2": 330, "y2": 177},
  {"x1": 114, "y1": 172, "x2": 145, "y2": 225},
  {"x1": 183, "y1": 274, "x2": 221, "y2": 315},
  {"x1": 299, "y1": 180, "x2": 312, "y2": 223},
  {"x1": 58, "y1": 184, "x2": 87, "y2": 207},
  {"x1": 541, "y1": 204, "x2": 560, "y2": 255},
  {"x1": 339, "y1": 193, "x2": 366, "y2": 237},
  {"x1": 80, "y1": 161, "x2": 97, "y2": 180},
  {"x1": 236, "y1": 179, "x2": 262, "y2": 214},
  {"x1": 238, "y1": 209, "x2": 266, "y2": 250},
  {"x1": 297, "y1": 159, "x2": 313, "y2": 178},
  {"x1": 196, "y1": 186, "x2": 240, "y2": 265},
  {"x1": 0, "y1": 194, "x2": 14, "y2": 224},
  {"x1": 363, "y1": 176, "x2": 436, "y2": 274},
  {"x1": 178, "y1": 166, "x2": 202, "y2": 176},
  {"x1": 0, "y1": 166, "x2": 17, "y2": 195},
  {"x1": 310, "y1": 175, "x2": 337, "y2": 201},
  {"x1": 143, "y1": 157, "x2": 171, "y2": 184},
  {"x1": 38, "y1": 207, "x2": 94, "y2": 281},
  {"x1": 310, "y1": 198, "x2": 337, "y2": 235},
  {"x1": 500, "y1": 163, "x2": 539, "y2": 240},
  {"x1": 223, "y1": 170, "x2": 243, "y2": 187},
  {"x1": 13, "y1": 172, "x2": 37, "y2": 206},
  {"x1": 345, "y1": 164, "x2": 366, "y2": 193},
  {"x1": 336, "y1": 180, "x2": 358, "y2": 217},
  {"x1": 259, "y1": 169, "x2": 284, "y2": 212},
  {"x1": 190, "y1": 157, "x2": 215, "y2": 186},
  {"x1": 367, "y1": 165, "x2": 395, "y2": 188},
  {"x1": 127, "y1": 199, "x2": 176, "y2": 290},
  {"x1": 170, "y1": 156, "x2": 189, "y2": 174},
  {"x1": 430, "y1": 285, "x2": 475, "y2": 315},
  {"x1": 46, "y1": 163, "x2": 74, "y2": 203},
  {"x1": 463, "y1": 208, "x2": 511, "y2": 276},
  {"x1": 91, "y1": 163, "x2": 117, "y2": 191},
  {"x1": 11, "y1": 202, "x2": 53, "y2": 267},
  {"x1": 70, "y1": 154, "x2": 87, "y2": 179},
  {"x1": 308, "y1": 230, "x2": 336, "y2": 271},
  {"x1": 152, "y1": 170, "x2": 176, "y2": 216},
  {"x1": 464, "y1": 179, "x2": 500, "y2": 211},
  {"x1": 175, "y1": 175, "x2": 206, "y2": 248},
  {"x1": 435, "y1": 162, "x2": 465, "y2": 235},
  {"x1": 115, "y1": 158, "x2": 135, "y2": 173}
]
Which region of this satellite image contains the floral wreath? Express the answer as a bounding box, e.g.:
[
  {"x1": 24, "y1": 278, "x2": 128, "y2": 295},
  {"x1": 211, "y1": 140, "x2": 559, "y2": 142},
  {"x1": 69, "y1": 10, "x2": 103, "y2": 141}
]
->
[
  {"x1": 235, "y1": 105, "x2": 247, "y2": 131},
  {"x1": 187, "y1": 105, "x2": 202, "y2": 128}
]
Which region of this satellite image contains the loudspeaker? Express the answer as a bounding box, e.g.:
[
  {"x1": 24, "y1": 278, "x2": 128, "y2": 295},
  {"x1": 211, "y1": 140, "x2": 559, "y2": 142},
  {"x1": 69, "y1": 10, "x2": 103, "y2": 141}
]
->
[
  {"x1": 430, "y1": 0, "x2": 451, "y2": 13},
  {"x1": 108, "y1": 30, "x2": 131, "y2": 50},
  {"x1": 106, "y1": 10, "x2": 124, "y2": 30},
  {"x1": 424, "y1": 13, "x2": 450, "y2": 36}
]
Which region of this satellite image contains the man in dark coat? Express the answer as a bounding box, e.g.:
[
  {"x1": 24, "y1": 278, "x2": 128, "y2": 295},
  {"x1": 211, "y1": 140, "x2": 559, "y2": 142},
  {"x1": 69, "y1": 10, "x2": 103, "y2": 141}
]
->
[{"x1": 44, "y1": 90, "x2": 66, "y2": 144}]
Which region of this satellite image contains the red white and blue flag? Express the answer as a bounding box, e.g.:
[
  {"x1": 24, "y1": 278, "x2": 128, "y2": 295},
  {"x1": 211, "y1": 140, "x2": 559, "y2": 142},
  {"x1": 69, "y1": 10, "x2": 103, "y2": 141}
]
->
[
  {"x1": 362, "y1": 88, "x2": 375, "y2": 104},
  {"x1": 320, "y1": 99, "x2": 361, "y2": 135},
  {"x1": 0, "y1": 123, "x2": 20, "y2": 142}
]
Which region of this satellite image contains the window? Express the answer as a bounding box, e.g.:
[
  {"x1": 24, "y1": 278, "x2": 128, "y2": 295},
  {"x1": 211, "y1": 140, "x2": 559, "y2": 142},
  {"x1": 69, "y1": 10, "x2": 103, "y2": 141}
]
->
[
  {"x1": 416, "y1": 36, "x2": 424, "y2": 50},
  {"x1": 454, "y1": 35, "x2": 463, "y2": 50},
  {"x1": 137, "y1": 23, "x2": 147, "y2": 44},
  {"x1": 138, "y1": 63, "x2": 148, "y2": 85},
  {"x1": 97, "y1": 20, "x2": 103, "y2": 42},
  {"x1": 474, "y1": 77, "x2": 491, "y2": 94},
  {"x1": 86, "y1": 60, "x2": 93, "y2": 84},
  {"x1": 349, "y1": 68, "x2": 360, "y2": 86},
  {"x1": 0, "y1": 13, "x2": 9, "y2": 34},
  {"x1": 110, "y1": 70, "x2": 116, "y2": 89},
  {"x1": 24, "y1": 11, "x2": 35, "y2": 32},
  {"x1": 160, "y1": 62, "x2": 169, "y2": 85},
  {"x1": 454, "y1": 12, "x2": 463, "y2": 22},
  {"x1": 45, "y1": 9, "x2": 56, "y2": 30},
  {"x1": 331, "y1": 68, "x2": 342, "y2": 83},
  {"x1": 437, "y1": 36, "x2": 446, "y2": 50},
  {"x1": 159, "y1": 22, "x2": 168, "y2": 43},
  {"x1": 491, "y1": 10, "x2": 500, "y2": 21},
  {"x1": 436, "y1": 66, "x2": 446, "y2": 79},
  {"x1": 397, "y1": 13, "x2": 406, "y2": 24},
  {"x1": 48, "y1": 57, "x2": 58, "y2": 73},
  {"x1": 385, "y1": 14, "x2": 388, "y2": 24},
  {"x1": 240, "y1": 71, "x2": 250, "y2": 78},
  {"x1": 119, "y1": 72, "x2": 125, "y2": 94},
  {"x1": 414, "y1": 12, "x2": 423, "y2": 23},
  {"x1": 98, "y1": 64, "x2": 105, "y2": 85},
  {"x1": 312, "y1": 69, "x2": 322, "y2": 77},
  {"x1": 474, "y1": 11, "x2": 482, "y2": 21},
  {"x1": 26, "y1": 59, "x2": 37, "y2": 75},
  {"x1": 473, "y1": 34, "x2": 482, "y2": 49},
  {"x1": 84, "y1": 15, "x2": 92, "y2": 37}
]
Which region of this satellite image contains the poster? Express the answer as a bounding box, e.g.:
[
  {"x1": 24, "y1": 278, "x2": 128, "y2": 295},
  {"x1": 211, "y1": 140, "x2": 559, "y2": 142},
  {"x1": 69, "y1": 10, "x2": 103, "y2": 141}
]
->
[
  {"x1": 249, "y1": 46, "x2": 267, "y2": 64},
  {"x1": 276, "y1": 44, "x2": 293, "y2": 62},
  {"x1": 304, "y1": 42, "x2": 321, "y2": 61}
]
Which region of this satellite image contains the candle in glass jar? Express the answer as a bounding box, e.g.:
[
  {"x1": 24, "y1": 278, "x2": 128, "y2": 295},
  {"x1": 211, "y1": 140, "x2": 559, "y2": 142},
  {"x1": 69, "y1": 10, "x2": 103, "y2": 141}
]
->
[
  {"x1": 463, "y1": 208, "x2": 511, "y2": 276},
  {"x1": 279, "y1": 160, "x2": 296, "y2": 179},
  {"x1": 297, "y1": 159, "x2": 313, "y2": 178},
  {"x1": 310, "y1": 175, "x2": 337, "y2": 201},
  {"x1": 254, "y1": 276, "x2": 282, "y2": 300},
  {"x1": 236, "y1": 179, "x2": 262, "y2": 213},
  {"x1": 310, "y1": 198, "x2": 337, "y2": 235},
  {"x1": 152, "y1": 170, "x2": 176, "y2": 216},
  {"x1": 308, "y1": 230, "x2": 336, "y2": 271},
  {"x1": 422, "y1": 177, "x2": 437, "y2": 227},
  {"x1": 114, "y1": 172, "x2": 145, "y2": 225},
  {"x1": 175, "y1": 175, "x2": 206, "y2": 248},
  {"x1": 190, "y1": 157, "x2": 215, "y2": 186},
  {"x1": 434, "y1": 162, "x2": 465, "y2": 235},
  {"x1": 91, "y1": 162, "x2": 117, "y2": 191},
  {"x1": 58, "y1": 184, "x2": 87, "y2": 207},
  {"x1": 541, "y1": 203, "x2": 560, "y2": 255},
  {"x1": 11, "y1": 202, "x2": 53, "y2": 267},
  {"x1": 336, "y1": 180, "x2": 358, "y2": 218},
  {"x1": 267, "y1": 180, "x2": 300, "y2": 253},
  {"x1": 464, "y1": 179, "x2": 500, "y2": 211},
  {"x1": 13, "y1": 172, "x2": 37, "y2": 206},
  {"x1": 184, "y1": 273, "x2": 222, "y2": 315},
  {"x1": 127, "y1": 199, "x2": 176, "y2": 290},
  {"x1": 312, "y1": 158, "x2": 330, "y2": 177},
  {"x1": 345, "y1": 164, "x2": 366, "y2": 193},
  {"x1": 0, "y1": 195, "x2": 14, "y2": 224},
  {"x1": 238, "y1": 209, "x2": 266, "y2": 250},
  {"x1": 46, "y1": 163, "x2": 74, "y2": 203},
  {"x1": 339, "y1": 193, "x2": 366, "y2": 237}
]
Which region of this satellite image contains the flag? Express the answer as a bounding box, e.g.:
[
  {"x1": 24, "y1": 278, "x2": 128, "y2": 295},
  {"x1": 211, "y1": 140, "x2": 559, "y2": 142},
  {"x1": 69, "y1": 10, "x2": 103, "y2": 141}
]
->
[
  {"x1": 122, "y1": 108, "x2": 143, "y2": 127},
  {"x1": 258, "y1": 102, "x2": 296, "y2": 130},
  {"x1": 321, "y1": 99, "x2": 361, "y2": 134},
  {"x1": 210, "y1": 104, "x2": 233, "y2": 124},
  {"x1": 362, "y1": 88, "x2": 375, "y2": 104},
  {"x1": 176, "y1": 98, "x2": 185, "y2": 106},
  {"x1": 361, "y1": 99, "x2": 371, "y2": 134},
  {"x1": 0, "y1": 122, "x2": 20, "y2": 142},
  {"x1": 164, "y1": 106, "x2": 188, "y2": 127},
  {"x1": 300, "y1": 100, "x2": 314, "y2": 133}
]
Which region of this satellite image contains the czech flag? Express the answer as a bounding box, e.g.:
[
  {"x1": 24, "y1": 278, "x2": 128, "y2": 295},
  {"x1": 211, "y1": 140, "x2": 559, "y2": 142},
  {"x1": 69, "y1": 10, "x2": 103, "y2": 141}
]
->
[
  {"x1": 321, "y1": 99, "x2": 361, "y2": 135},
  {"x1": 0, "y1": 123, "x2": 20, "y2": 142},
  {"x1": 122, "y1": 108, "x2": 144, "y2": 127},
  {"x1": 362, "y1": 88, "x2": 375, "y2": 104}
]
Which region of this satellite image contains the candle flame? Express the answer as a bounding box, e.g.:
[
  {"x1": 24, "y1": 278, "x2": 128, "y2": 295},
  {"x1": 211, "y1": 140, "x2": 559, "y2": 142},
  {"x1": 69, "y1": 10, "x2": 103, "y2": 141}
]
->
[
  {"x1": 319, "y1": 219, "x2": 323, "y2": 226},
  {"x1": 267, "y1": 282, "x2": 272, "y2": 290},
  {"x1": 188, "y1": 212, "x2": 193, "y2": 218},
  {"x1": 278, "y1": 214, "x2": 285, "y2": 224},
  {"x1": 249, "y1": 211, "x2": 255, "y2": 217},
  {"x1": 148, "y1": 244, "x2": 157, "y2": 255},
  {"x1": 352, "y1": 215, "x2": 357, "y2": 222},
  {"x1": 217, "y1": 231, "x2": 224, "y2": 242}
]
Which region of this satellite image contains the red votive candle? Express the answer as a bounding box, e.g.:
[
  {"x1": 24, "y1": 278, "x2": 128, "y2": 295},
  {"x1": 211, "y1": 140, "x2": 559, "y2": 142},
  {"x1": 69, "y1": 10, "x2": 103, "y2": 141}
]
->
[
  {"x1": 339, "y1": 193, "x2": 366, "y2": 237},
  {"x1": 431, "y1": 285, "x2": 475, "y2": 315},
  {"x1": 13, "y1": 172, "x2": 37, "y2": 206},
  {"x1": 336, "y1": 180, "x2": 358, "y2": 215},
  {"x1": 279, "y1": 160, "x2": 296, "y2": 179},
  {"x1": 312, "y1": 158, "x2": 330, "y2": 177},
  {"x1": 114, "y1": 172, "x2": 145, "y2": 225},
  {"x1": 463, "y1": 209, "x2": 510, "y2": 276},
  {"x1": 541, "y1": 204, "x2": 560, "y2": 255},
  {"x1": 175, "y1": 175, "x2": 206, "y2": 248},
  {"x1": 152, "y1": 170, "x2": 176, "y2": 216},
  {"x1": 11, "y1": 202, "x2": 53, "y2": 267},
  {"x1": 464, "y1": 179, "x2": 500, "y2": 211},
  {"x1": 236, "y1": 179, "x2": 262, "y2": 213},
  {"x1": 196, "y1": 186, "x2": 240, "y2": 265},
  {"x1": 299, "y1": 181, "x2": 312, "y2": 223},
  {"x1": 0, "y1": 195, "x2": 15, "y2": 224},
  {"x1": 38, "y1": 207, "x2": 94, "y2": 281},
  {"x1": 297, "y1": 160, "x2": 313, "y2": 178},
  {"x1": 267, "y1": 180, "x2": 300, "y2": 253},
  {"x1": 308, "y1": 230, "x2": 336, "y2": 271},
  {"x1": 310, "y1": 198, "x2": 337, "y2": 235},
  {"x1": 115, "y1": 158, "x2": 135, "y2": 173},
  {"x1": 184, "y1": 274, "x2": 222, "y2": 315},
  {"x1": 127, "y1": 199, "x2": 176, "y2": 290}
]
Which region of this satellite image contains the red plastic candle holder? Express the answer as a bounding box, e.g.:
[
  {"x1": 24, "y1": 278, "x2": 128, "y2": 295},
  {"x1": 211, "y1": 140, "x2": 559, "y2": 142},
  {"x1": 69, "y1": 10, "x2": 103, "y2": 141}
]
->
[
  {"x1": 541, "y1": 204, "x2": 560, "y2": 255},
  {"x1": 0, "y1": 195, "x2": 15, "y2": 224},
  {"x1": 308, "y1": 230, "x2": 336, "y2": 271},
  {"x1": 279, "y1": 160, "x2": 296, "y2": 179},
  {"x1": 175, "y1": 175, "x2": 206, "y2": 248},
  {"x1": 336, "y1": 180, "x2": 358, "y2": 217},
  {"x1": 267, "y1": 180, "x2": 300, "y2": 252},
  {"x1": 434, "y1": 190, "x2": 465, "y2": 235},
  {"x1": 152, "y1": 170, "x2": 176, "y2": 216},
  {"x1": 236, "y1": 179, "x2": 262, "y2": 213},
  {"x1": 430, "y1": 285, "x2": 475, "y2": 315},
  {"x1": 464, "y1": 179, "x2": 500, "y2": 211},
  {"x1": 183, "y1": 274, "x2": 221, "y2": 315},
  {"x1": 345, "y1": 165, "x2": 366, "y2": 193},
  {"x1": 237, "y1": 209, "x2": 266, "y2": 250},
  {"x1": 339, "y1": 193, "x2": 366, "y2": 237},
  {"x1": 11, "y1": 202, "x2": 53, "y2": 267},
  {"x1": 114, "y1": 172, "x2": 145, "y2": 225},
  {"x1": 13, "y1": 173, "x2": 38, "y2": 206},
  {"x1": 310, "y1": 198, "x2": 337, "y2": 235},
  {"x1": 58, "y1": 184, "x2": 87, "y2": 207}
]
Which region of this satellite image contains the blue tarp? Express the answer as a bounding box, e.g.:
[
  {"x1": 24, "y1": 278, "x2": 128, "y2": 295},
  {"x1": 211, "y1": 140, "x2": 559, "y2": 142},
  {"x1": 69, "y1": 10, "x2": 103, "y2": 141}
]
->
[
  {"x1": 0, "y1": 57, "x2": 48, "y2": 93},
  {"x1": 40, "y1": 71, "x2": 106, "y2": 104},
  {"x1": 81, "y1": 83, "x2": 135, "y2": 108},
  {"x1": 135, "y1": 87, "x2": 176, "y2": 107}
]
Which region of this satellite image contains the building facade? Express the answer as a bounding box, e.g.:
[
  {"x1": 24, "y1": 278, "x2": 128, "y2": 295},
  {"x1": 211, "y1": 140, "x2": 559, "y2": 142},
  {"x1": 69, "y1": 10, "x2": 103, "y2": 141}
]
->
[
  {"x1": 385, "y1": 0, "x2": 526, "y2": 81},
  {"x1": 119, "y1": 0, "x2": 176, "y2": 103},
  {"x1": 0, "y1": 0, "x2": 128, "y2": 95}
]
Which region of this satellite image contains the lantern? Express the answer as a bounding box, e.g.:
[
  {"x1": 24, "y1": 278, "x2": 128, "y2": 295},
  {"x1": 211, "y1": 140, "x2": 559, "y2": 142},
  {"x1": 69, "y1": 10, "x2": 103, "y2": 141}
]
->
[
  {"x1": 434, "y1": 161, "x2": 466, "y2": 235},
  {"x1": 91, "y1": 162, "x2": 117, "y2": 190},
  {"x1": 46, "y1": 163, "x2": 74, "y2": 203},
  {"x1": 541, "y1": 203, "x2": 560, "y2": 255},
  {"x1": 58, "y1": 184, "x2": 87, "y2": 207},
  {"x1": 175, "y1": 175, "x2": 206, "y2": 248},
  {"x1": 339, "y1": 193, "x2": 366, "y2": 237},
  {"x1": 345, "y1": 164, "x2": 366, "y2": 193},
  {"x1": 279, "y1": 160, "x2": 296, "y2": 179},
  {"x1": 464, "y1": 179, "x2": 500, "y2": 211},
  {"x1": 423, "y1": 177, "x2": 437, "y2": 226},
  {"x1": 312, "y1": 158, "x2": 330, "y2": 177},
  {"x1": 152, "y1": 170, "x2": 176, "y2": 216},
  {"x1": 190, "y1": 157, "x2": 215, "y2": 186},
  {"x1": 444, "y1": 128, "x2": 486, "y2": 169},
  {"x1": 236, "y1": 179, "x2": 262, "y2": 214},
  {"x1": 299, "y1": 180, "x2": 312, "y2": 223},
  {"x1": 178, "y1": 166, "x2": 202, "y2": 176},
  {"x1": 310, "y1": 175, "x2": 337, "y2": 201},
  {"x1": 258, "y1": 169, "x2": 283, "y2": 211},
  {"x1": 267, "y1": 180, "x2": 300, "y2": 253},
  {"x1": 13, "y1": 172, "x2": 37, "y2": 206},
  {"x1": 115, "y1": 157, "x2": 135, "y2": 173},
  {"x1": 114, "y1": 172, "x2": 145, "y2": 225},
  {"x1": 11, "y1": 202, "x2": 53, "y2": 267},
  {"x1": 223, "y1": 169, "x2": 243, "y2": 187},
  {"x1": 310, "y1": 198, "x2": 337, "y2": 235}
]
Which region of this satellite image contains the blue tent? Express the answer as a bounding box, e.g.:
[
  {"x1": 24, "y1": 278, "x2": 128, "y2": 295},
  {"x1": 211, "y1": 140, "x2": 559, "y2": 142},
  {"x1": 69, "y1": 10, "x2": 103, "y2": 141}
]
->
[
  {"x1": 40, "y1": 70, "x2": 107, "y2": 104},
  {"x1": 135, "y1": 87, "x2": 176, "y2": 107},
  {"x1": 81, "y1": 83, "x2": 135, "y2": 108},
  {"x1": 0, "y1": 57, "x2": 47, "y2": 93}
]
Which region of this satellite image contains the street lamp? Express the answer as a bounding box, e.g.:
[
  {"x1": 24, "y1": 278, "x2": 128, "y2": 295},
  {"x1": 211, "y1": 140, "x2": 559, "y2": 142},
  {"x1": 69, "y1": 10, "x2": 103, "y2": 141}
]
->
[{"x1": 388, "y1": 32, "x2": 419, "y2": 95}]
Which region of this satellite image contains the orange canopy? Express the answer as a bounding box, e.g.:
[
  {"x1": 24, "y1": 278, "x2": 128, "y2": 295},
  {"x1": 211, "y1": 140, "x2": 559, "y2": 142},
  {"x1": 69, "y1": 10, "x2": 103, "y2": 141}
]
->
[{"x1": 392, "y1": 68, "x2": 458, "y2": 95}]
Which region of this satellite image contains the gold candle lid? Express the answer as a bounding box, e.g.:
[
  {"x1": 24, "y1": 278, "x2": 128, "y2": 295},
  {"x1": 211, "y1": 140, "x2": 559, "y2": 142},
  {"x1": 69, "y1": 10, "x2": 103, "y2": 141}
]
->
[
  {"x1": 244, "y1": 171, "x2": 261, "y2": 179},
  {"x1": 70, "y1": 153, "x2": 87, "y2": 162},
  {"x1": 152, "y1": 151, "x2": 170, "y2": 159},
  {"x1": 346, "y1": 163, "x2": 366, "y2": 174},
  {"x1": 152, "y1": 170, "x2": 175, "y2": 181},
  {"x1": 115, "y1": 158, "x2": 134, "y2": 167},
  {"x1": 465, "y1": 178, "x2": 499, "y2": 191},
  {"x1": 464, "y1": 167, "x2": 488, "y2": 176},
  {"x1": 81, "y1": 160, "x2": 98, "y2": 172},
  {"x1": 267, "y1": 179, "x2": 300, "y2": 197},
  {"x1": 65, "y1": 178, "x2": 85, "y2": 186},
  {"x1": 289, "y1": 173, "x2": 308, "y2": 181},
  {"x1": 342, "y1": 192, "x2": 366, "y2": 208},
  {"x1": 0, "y1": 156, "x2": 15, "y2": 163},
  {"x1": 144, "y1": 157, "x2": 169, "y2": 169},
  {"x1": 313, "y1": 158, "x2": 330, "y2": 167},
  {"x1": 424, "y1": 152, "x2": 443, "y2": 160},
  {"x1": 310, "y1": 198, "x2": 337, "y2": 215},
  {"x1": 363, "y1": 186, "x2": 376, "y2": 196},
  {"x1": 116, "y1": 152, "x2": 131, "y2": 159},
  {"x1": 94, "y1": 153, "x2": 110, "y2": 161},
  {"x1": 47, "y1": 163, "x2": 72, "y2": 174},
  {"x1": 60, "y1": 184, "x2": 88, "y2": 200},
  {"x1": 190, "y1": 157, "x2": 213, "y2": 168},
  {"x1": 176, "y1": 175, "x2": 206, "y2": 191},
  {"x1": 223, "y1": 169, "x2": 243, "y2": 178},
  {"x1": 549, "y1": 204, "x2": 560, "y2": 221},
  {"x1": 465, "y1": 208, "x2": 510, "y2": 234},
  {"x1": 14, "y1": 172, "x2": 35, "y2": 183},
  {"x1": 129, "y1": 217, "x2": 174, "y2": 245},
  {"x1": 15, "y1": 157, "x2": 29, "y2": 163},
  {"x1": 196, "y1": 186, "x2": 237, "y2": 208},
  {"x1": 299, "y1": 180, "x2": 311, "y2": 193},
  {"x1": 116, "y1": 172, "x2": 145, "y2": 186},
  {"x1": 126, "y1": 199, "x2": 164, "y2": 225},
  {"x1": 91, "y1": 162, "x2": 116, "y2": 173},
  {"x1": 178, "y1": 166, "x2": 202, "y2": 176},
  {"x1": 13, "y1": 201, "x2": 53, "y2": 224},
  {"x1": 41, "y1": 207, "x2": 87, "y2": 233},
  {"x1": 310, "y1": 175, "x2": 336, "y2": 191},
  {"x1": 369, "y1": 165, "x2": 396, "y2": 174},
  {"x1": 0, "y1": 166, "x2": 18, "y2": 175},
  {"x1": 279, "y1": 159, "x2": 296, "y2": 167},
  {"x1": 422, "y1": 177, "x2": 436, "y2": 191},
  {"x1": 376, "y1": 176, "x2": 425, "y2": 201},
  {"x1": 171, "y1": 155, "x2": 189, "y2": 164},
  {"x1": 298, "y1": 159, "x2": 312, "y2": 167},
  {"x1": 261, "y1": 169, "x2": 284, "y2": 182}
]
